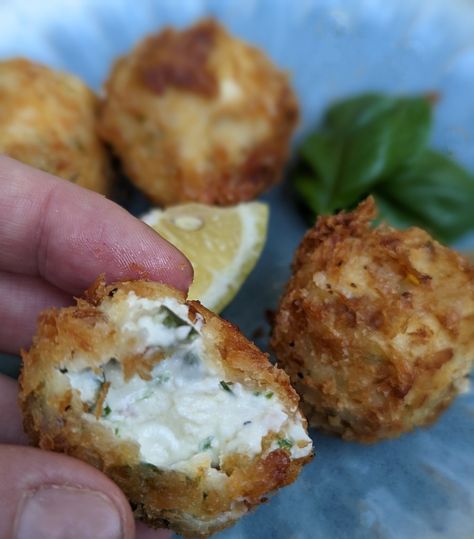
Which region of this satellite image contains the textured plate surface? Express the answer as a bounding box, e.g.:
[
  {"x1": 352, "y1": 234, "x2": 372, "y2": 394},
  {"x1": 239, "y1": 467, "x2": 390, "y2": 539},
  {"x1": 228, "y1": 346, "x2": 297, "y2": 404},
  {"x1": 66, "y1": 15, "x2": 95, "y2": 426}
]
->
[{"x1": 0, "y1": 1, "x2": 473, "y2": 538}]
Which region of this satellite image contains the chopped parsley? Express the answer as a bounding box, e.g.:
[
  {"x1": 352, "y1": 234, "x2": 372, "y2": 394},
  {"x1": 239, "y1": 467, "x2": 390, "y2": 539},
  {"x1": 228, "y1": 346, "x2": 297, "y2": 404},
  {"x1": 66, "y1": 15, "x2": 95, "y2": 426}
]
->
[
  {"x1": 114, "y1": 427, "x2": 120, "y2": 436},
  {"x1": 186, "y1": 327, "x2": 199, "y2": 340},
  {"x1": 220, "y1": 381, "x2": 234, "y2": 393},
  {"x1": 277, "y1": 438, "x2": 293, "y2": 451},
  {"x1": 253, "y1": 391, "x2": 261, "y2": 397},
  {"x1": 160, "y1": 306, "x2": 198, "y2": 341},
  {"x1": 199, "y1": 436, "x2": 213, "y2": 451},
  {"x1": 243, "y1": 420, "x2": 252, "y2": 426},
  {"x1": 155, "y1": 373, "x2": 170, "y2": 384},
  {"x1": 265, "y1": 392, "x2": 274, "y2": 399},
  {"x1": 103, "y1": 405, "x2": 111, "y2": 417},
  {"x1": 137, "y1": 390, "x2": 152, "y2": 402},
  {"x1": 161, "y1": 306, "x2": 188, "y2": 328},
  {"x1": 183, "y1": 351, "x2": 199, "y2": 366}
]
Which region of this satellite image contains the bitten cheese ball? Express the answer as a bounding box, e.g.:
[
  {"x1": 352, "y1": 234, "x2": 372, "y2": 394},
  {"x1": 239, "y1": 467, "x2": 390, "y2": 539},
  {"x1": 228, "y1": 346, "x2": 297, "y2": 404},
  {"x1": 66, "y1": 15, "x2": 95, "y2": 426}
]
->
[
  {"x1": 98, "y1": 19, "x2": 299, "y2": 206},
  {"x1": 0, "y1": 58, "x2": 111, "y2": 194},
  {"x1": 272, "y1": 198, "x2": 474, "y2": 442},
  {"x1": 20, "y1": 280, "x2": 312, "y2": 537}
]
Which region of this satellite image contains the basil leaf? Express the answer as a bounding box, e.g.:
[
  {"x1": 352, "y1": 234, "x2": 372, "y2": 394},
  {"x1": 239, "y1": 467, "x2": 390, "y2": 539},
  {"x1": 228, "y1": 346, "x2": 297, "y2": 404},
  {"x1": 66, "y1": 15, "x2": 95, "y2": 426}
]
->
[
  {"x1": 295, "y1": 134, "x2": 343, "y2": 215},
  {"x1": 336, "y1": 96, "x2": 431, "y2": 205},
  {"x1": 294, "y1": 94, "x2": 432, "y2": 214},
  {"x1": 325, "y1": 94, "x2": 396, "y2": 132},
  {"x1": 375, "y1": 150, "x2": 474, "y2": 243}
]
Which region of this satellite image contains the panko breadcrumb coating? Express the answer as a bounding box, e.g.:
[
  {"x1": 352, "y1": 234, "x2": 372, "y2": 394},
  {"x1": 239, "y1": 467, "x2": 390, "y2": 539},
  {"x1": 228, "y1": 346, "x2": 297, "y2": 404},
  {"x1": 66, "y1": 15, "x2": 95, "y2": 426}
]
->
[
  {"x1": 98, "y1": 19, "x2": 299, "y2": 206},
  {"x1": 20, "y1": 279, "x2": 312, "y2": 537},
  {"x1": 271, "y1": 198, "x2": 474, "y2": 442},
  {"x1": 0, "y1": 58, "x2": 111, "y2": 194}
]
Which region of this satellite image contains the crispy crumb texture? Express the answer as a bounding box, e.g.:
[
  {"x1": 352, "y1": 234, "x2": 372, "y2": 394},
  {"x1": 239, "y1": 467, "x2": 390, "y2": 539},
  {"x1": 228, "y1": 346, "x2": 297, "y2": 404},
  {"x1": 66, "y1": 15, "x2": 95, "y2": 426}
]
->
[
  {"x1": 0, "y1": 58, "x2": 112, "y2": 194},
  {"x1": 20, "y1": 279, "x2": 312, "y2": 537},
  {"x1": 98, "y1": 19, "x2": 299, "y2": 206},
  {"x1": 272, "y1": 197, "x2": 474, "y2": 442}
]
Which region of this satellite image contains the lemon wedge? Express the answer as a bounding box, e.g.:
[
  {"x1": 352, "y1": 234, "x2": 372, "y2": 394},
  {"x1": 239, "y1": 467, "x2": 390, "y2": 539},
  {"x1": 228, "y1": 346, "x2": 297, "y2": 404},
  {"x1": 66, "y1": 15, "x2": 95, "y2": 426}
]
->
[{"x1": 142, "y1": 202, "x2": 269, "y2": 313}]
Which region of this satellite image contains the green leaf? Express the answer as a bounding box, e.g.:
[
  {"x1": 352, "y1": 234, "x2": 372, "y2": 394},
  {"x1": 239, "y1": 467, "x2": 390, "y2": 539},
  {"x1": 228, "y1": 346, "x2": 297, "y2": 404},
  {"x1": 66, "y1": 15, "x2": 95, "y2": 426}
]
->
[
  {"x1": 324, "y1": 94, "x2": 391, "y2": 131},
  {"x1": 375, "y1": 150, "x2": 474, "y2": 243},
  {"x1": 294, "y1": 93, "x2": 432, "y2": 214},
  {"x1": 296, "y1": 134, "x2": 344, "y2": 214}
]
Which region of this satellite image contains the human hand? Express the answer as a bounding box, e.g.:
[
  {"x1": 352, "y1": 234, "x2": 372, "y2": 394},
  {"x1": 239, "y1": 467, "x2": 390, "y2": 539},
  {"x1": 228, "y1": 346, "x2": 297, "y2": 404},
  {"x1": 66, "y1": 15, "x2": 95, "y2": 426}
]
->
[{"x1": 0, "y1": 156, "x2": 192, "y2": 539}]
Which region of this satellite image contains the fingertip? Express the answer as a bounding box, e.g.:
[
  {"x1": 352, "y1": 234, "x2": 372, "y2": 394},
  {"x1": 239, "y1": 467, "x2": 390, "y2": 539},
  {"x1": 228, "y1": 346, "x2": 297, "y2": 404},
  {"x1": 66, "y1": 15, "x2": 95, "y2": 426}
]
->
[
  {"x1": 162, "y1": 247, "x2": 194, "y2": 293},
  {"x1": 0, "y1": 446, "x2": 136, "y2": 539},
  {"x1": 138, "y1": 222, "x2": 194, "y2": 293},
  {"x1": 0, "y1": 158, "x2": 193, "y2": 296}
]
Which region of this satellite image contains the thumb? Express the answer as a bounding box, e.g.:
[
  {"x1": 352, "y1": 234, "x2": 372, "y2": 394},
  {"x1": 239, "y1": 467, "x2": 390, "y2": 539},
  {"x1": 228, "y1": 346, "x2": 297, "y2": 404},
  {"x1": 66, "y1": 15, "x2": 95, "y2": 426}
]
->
[{"x1": 0, "y1": 445, "x2": 135, "y2": 539}]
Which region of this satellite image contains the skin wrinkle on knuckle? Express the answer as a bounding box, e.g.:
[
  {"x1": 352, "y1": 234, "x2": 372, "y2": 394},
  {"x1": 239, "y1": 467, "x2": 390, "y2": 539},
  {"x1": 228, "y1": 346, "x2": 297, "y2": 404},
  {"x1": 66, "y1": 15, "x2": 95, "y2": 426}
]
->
[
  {"x1": 0, "y1": 157, "x2": 190, "y2": 290},
  {"x1": 0, "y1": 178, "x2": 40, "y2": 274},
  {"x1": 34, "y1": 183, "x2": 59, "y2": 282}
]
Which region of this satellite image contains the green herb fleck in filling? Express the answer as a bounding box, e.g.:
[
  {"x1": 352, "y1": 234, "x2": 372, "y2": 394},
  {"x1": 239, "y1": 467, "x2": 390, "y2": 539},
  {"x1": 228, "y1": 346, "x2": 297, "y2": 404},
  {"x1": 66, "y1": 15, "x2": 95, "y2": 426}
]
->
[
  {"x1": 160, "y1": 306, "x2": 198, "y2": 341},
  {"x1": 183, "y1": 351, "x2": 199, "y2": 365},
  {"x1": 220, "y1": 381, "x2": 234, "y2": 393},
  {"x1": 161, "y1": 306, "x2": 188, "y2": 328},
  {"x1": 199, "y1": 436, "x2": 213, "y2": 451},
  {"x1": 277, "y1": 438, "x2": 293, "y2": 451}
]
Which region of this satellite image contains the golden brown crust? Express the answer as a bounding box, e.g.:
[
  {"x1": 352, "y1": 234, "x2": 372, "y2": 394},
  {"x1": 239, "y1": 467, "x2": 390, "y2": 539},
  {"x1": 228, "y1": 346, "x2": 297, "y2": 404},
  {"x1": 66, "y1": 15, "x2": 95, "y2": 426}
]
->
[
  {"x1": 98, "y1": 18, "x2": 299, "y2": 206},
  {"x1": 272, "y1": 197, "x2": 474, "y2": 442},
  {"x1": 20, "y1": 279, "x2": 311, "y2": 537},
  {"x1": 138, "y1": 19, "x2": 218, "y2": 97},
  {"x1": 0, "y1": 58, "x2": 112, "y2": 194}
]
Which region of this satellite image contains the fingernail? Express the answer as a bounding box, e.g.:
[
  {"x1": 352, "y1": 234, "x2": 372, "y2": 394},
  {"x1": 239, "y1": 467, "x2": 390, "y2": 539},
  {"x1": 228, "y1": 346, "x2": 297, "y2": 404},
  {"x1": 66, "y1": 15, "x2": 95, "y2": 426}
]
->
[{"x1": 15, "y1": 485, "x2": 123, "y2": 539}]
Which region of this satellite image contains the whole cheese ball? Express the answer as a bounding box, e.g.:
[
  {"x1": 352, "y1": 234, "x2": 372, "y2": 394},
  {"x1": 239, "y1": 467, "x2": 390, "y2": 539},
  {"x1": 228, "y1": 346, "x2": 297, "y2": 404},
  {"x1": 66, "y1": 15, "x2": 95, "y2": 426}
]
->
[
  {"x1": 20, "y1": 279, "x2": 312, "y2": 537},
  {"x1": 0, "y1": 58, "x2": 111, "y2": 194},
  {"x1": 272, "y1": 198, "x2": 474, "y2": 442},
  {"x1": 99, "y1": 19, "x2": 299, "y2": 206}
]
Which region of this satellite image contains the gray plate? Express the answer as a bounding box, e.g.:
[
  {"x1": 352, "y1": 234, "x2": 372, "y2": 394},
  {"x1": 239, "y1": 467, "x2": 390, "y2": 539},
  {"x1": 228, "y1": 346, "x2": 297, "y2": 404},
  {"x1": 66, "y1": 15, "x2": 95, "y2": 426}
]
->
[{"x1": 1, "y1": 1, "x2": 473, "y2": 537}]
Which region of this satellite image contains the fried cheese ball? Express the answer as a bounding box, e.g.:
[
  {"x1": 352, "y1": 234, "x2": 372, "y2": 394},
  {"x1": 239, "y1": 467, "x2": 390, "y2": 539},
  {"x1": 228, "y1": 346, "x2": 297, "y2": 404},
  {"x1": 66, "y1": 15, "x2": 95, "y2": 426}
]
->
[
  {"x1": 20, "y1": 280, "x2": 312, "y2": 537},
  {"x1": 0, "y1": 58, "x2": 111, "y2": 193},
  {"x1": 99, "y1": 19, "x2": 299, "y2": 206},
  {"x1": 272, "y1": 198, "x2": 474, "y2": 442}
]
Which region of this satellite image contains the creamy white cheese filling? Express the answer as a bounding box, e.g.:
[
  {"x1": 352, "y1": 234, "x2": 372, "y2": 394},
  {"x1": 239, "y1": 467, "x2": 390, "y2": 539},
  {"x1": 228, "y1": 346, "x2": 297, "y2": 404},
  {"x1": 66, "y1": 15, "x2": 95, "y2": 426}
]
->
[{"x1": 66, "y1": 294, "x2": 312, "y2": 472}]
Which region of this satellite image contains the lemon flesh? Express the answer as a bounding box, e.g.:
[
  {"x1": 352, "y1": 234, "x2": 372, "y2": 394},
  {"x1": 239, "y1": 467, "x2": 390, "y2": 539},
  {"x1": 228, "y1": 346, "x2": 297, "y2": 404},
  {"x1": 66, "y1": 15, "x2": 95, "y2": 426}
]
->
[{"x1": 142, "y1": 202, "x2": 269, "y2": 313}]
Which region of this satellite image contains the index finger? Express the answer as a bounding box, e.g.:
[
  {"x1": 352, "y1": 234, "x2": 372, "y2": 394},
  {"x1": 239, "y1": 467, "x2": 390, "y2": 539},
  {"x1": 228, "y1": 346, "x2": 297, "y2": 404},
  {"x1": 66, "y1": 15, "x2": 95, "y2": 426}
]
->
[{"x1": 0, "y1": 156, "x2": 192, "y2": 294}]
